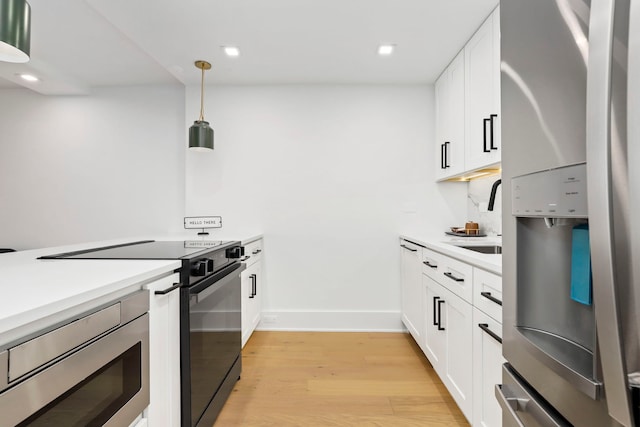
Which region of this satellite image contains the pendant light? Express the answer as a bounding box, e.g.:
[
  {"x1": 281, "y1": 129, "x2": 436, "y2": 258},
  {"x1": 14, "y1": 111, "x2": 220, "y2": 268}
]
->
[
  {"x1": 189, "y1": 60, "x2": 214, "y2": 151},
  {"x1": 0, "y1": 0, "x2": 31, "y2": 63}
]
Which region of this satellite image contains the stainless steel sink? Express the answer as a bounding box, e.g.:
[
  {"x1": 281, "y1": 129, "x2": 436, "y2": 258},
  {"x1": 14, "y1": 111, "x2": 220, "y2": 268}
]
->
[{"x1": 458, "y1": 245, "x2": 502, "y2": 254}]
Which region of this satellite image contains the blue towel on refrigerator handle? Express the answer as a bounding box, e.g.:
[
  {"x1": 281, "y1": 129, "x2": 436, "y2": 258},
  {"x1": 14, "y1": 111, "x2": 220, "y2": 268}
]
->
[{"x1": 570, "y1": 224, "x2": 592, "y2": 305}]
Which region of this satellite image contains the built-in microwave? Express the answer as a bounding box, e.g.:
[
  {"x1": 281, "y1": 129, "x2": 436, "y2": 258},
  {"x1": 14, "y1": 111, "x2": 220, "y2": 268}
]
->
[{"x1": 0, "y1": 291, "x2": 150, "y2": 427}]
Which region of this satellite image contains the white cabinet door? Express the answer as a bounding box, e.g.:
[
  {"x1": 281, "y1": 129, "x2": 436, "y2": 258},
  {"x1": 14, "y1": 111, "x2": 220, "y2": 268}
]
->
[
  {"x1": 435, "y1": 71, "x2": 450, "y2": 181},
  {"x1": 146, "y1": 273, "x2": 181, "y2": 427},
  {"x1": 248, "y1": 262, "x2": 262, "y2": 335},
  {"x1": 423, "y1": 274, "x2": 446, "y2": 373},
  {"x1": 446, "y1": 51, "x2": 466, "y2": 177},
  {"x1": 473, "y1": 308, "x2": 505, "y2": 427},
  {"x1": 465, "y1": 8, "x2": 501, "y2": 171},
  {"x1": 241, "y1": 239, "x2": 264, "y2": 348},
  {"x1": 423, "y1": 275, "x2": 473, "y2": 421},
  {"x1": 441, "y1": 285, "x2": 473, "y2": 421},
  {"x1": 435, "y1": 51, "x2": 466, "y2": 180},
  {"x1": 400, "y1": 240, "x2": 424, "y2": 348},
  {"x1": 241, "y1": 261, "x2": 262, "y2": 347}
]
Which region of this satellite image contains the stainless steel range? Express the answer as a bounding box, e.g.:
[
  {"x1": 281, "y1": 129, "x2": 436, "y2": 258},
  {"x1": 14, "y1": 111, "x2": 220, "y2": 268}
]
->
[{"x1": 41, "y1": 239, "x2": 246, "y2": 426}]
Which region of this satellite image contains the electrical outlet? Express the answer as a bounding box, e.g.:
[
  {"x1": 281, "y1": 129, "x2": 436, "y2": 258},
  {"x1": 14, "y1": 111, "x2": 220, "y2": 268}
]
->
[{"x1": 262, "y1": 314, "x2": 278, "y2": 324}]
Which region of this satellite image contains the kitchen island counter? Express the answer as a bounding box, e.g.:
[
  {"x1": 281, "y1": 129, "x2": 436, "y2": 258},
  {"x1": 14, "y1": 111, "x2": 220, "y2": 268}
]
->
[{"x1": 0, "y1": 239, "x2": 181, "y2": 346}]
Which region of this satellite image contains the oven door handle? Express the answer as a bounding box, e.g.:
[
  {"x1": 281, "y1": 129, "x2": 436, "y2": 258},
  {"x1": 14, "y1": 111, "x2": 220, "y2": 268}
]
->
[{"x1": 190, "y1": 263, "x2": 246, "y2": 304}]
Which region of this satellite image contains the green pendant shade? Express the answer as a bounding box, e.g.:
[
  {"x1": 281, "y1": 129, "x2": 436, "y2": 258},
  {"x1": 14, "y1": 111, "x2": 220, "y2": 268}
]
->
[
  {"x1": 189, "y1": 60, "x2": 214, "y2": 151},
  {"x1": 189, "y1": 120, "x2": 214, "y2": 151},
  {"x1": 0, "y1": 0, "x2": 30, "y2": 63}
]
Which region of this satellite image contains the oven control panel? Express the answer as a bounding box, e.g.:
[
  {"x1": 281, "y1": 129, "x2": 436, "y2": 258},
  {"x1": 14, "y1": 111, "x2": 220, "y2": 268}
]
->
[{"x1": 188, "y1": 244, "x2": 242, "y2": 283}]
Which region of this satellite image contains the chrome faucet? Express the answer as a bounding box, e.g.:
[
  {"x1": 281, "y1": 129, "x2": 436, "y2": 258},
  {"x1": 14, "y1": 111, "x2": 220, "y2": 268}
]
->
[{"x1": 488, "y1": 179, "x2": 502, "y2": 211}]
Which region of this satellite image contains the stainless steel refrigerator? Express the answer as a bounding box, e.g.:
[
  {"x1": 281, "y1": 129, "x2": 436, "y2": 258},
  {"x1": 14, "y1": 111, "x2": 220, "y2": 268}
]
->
[{"x1": 500, "y1": 0, "x2": 640, "y2": 425}]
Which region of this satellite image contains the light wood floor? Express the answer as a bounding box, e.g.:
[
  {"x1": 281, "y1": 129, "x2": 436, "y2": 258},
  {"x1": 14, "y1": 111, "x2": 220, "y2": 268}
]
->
[{"x1": 215, "y1": 331, "x2": 469, "y2": 426}]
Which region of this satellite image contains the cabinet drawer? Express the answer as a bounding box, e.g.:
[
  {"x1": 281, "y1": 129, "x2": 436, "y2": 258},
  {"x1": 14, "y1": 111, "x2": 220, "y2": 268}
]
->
[
  {"x1": 437, "y1": 253, "x2": 473, "y2": 303},
  {"x1": 421, "y1": 248, "x2": 442, "y2": 280},
  {"x1": 243, "y1": 239, "x2": 263, "y2": 266},
  {"x1": 473, "y1": 268, "x2": 502, "y2": 322}
]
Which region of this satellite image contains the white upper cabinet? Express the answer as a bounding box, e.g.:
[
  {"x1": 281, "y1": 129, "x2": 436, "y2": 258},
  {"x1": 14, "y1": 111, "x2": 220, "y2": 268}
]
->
[
  {"x1": 464, "y1": 7, "x2": 501, "y2": 171},
  {"x1": 435, "y1": 51, "x2": 466, "y2": 180}
]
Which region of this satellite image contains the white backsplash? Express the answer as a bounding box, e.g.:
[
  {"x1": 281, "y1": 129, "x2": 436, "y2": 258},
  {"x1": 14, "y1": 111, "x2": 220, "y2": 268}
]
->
[{"x1": 467, "y1": 174, "x2": 502, "y2": 236}]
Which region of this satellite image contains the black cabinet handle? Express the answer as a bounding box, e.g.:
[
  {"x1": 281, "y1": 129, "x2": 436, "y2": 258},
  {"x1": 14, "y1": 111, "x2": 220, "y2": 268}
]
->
[
  {"x1": 437, "y1": 300, "x2": 445, "y2": 331},
  {"x1": 483, "y1": 118, "x2": 491, "y2": 153},
  {"x1": 440, "y1": 144, "x2": 445, "y2": 169},
  {"x1": 443, "y1": 271, "x2": 464, "y2": 282},
  {"x1": 154, "y1": 282, "x2": 181, "y2": 295},
  {"x1": 249, "y1": 274, "x2": 256, "y2": 298},
  {"x1": 478, "y1": 323, "x2": 502, "y2": 344},
  {"x1": 400, "y1": 244, "x2": 417, "y2": 252},
  {"x1": 423, "y1": 260, "x2": 438, "y2": 269},
  {"x1": 444, "y1": 142, "x2": 450, "y2": 168},
  {"x1": 489, "y1": 114, "x2": 498, "y2": 150},
  {"x1": 251, "y1": 274, "x2": 257, "y2": 297},
  {"x1": 480, "y1": 291, "x2": 502, "y2": 306},
  {"x1": 241, "y1": 255, "x2": 251, "y2": 262},
  {"x1": 252, "y1": 249, "x2": 262, "y2": 255},
  {"x1": 433, "y1": 296, "x2": 440, "y2": 326}
]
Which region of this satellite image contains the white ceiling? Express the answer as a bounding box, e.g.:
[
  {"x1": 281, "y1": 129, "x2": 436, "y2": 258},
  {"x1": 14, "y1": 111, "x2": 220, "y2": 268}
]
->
[{"x1": 0, "y1": 0, "x2": 498, "y2": 94}]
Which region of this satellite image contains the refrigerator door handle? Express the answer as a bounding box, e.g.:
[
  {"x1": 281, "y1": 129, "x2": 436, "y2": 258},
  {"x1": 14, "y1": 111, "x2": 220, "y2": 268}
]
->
[{"x1": 586, "y1": 0, "x2": 634, "y2": 425}]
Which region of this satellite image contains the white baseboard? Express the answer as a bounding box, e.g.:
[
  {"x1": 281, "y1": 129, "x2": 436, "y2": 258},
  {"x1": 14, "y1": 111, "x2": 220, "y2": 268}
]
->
[{"x1": 256, "y1": 310, "x2": 404, "y2": 332}]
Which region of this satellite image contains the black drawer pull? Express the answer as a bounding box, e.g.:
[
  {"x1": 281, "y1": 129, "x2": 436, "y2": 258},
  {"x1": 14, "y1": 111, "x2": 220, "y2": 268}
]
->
[
  {"x1": 433, "y1": 296, "x2": 440, "y2": 326},
  {"x1": 154, "y1": 283, "x2": 181, "y2": 295},
  {"x1": 423, "y1": 260, "x2": 438, "y2": 269},
  {"x1": 252, "y1": 249, "x2": 262, "y2": 255},
  {"x1": 443, "y1": 271, "x2": 464, "y2": 282},
  {"x1": 478, "y1": 323, "x2": 502, "y2": 344},
  {"x1": 480, "y1": 291, "x2": 502, "y2": 306},
  {"x1": 241, "y1": 255, "x2": 251, "y2": 262},
  {"x1": 400, "y1": 244, "x2": 417, "y2": 252},
  {"x1": 437, "y1": 300, "x2": 445, "y2": 331}
]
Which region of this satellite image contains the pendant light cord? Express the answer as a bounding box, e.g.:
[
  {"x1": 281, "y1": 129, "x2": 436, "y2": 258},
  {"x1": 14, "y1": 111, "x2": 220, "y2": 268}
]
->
[{"x1": 199, "y1": 66, "x2": 205, "y2": 121}]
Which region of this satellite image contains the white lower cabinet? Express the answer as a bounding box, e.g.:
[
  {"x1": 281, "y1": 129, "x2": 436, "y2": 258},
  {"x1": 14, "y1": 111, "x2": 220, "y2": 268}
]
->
[
  {"x1": 242, "y1": 238, "x2": 264, "y2": 347},
  {"x1": 473, "y1": 308, "x2": 505, "y2": 427},
  {"x1": 400, "y1": 240, "x2": 424, "y2": 350},
  {"x1": 423, "y1": 274, "x2": 473, "y2": 420},
  {"x1": 423, "y1": 275, "x2": 446, "y2": 370},
  {"x1": 242, "y1": 260, "x2": 262, "y2": 347},
  {"x1": 403, "y1": 236, "x2": 504, "y2": 426},
  {"x1": 145, "y1": 273, "x2": 181, "y2": 427}
]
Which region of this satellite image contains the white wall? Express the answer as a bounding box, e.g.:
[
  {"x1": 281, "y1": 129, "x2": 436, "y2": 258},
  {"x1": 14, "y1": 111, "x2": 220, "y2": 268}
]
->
[
  {"x1": 0, "y1": 86, "x2": 186, "y2": 249},
  {"x1": 185, "y1": 85, "x2": 467, "y2": 331}
]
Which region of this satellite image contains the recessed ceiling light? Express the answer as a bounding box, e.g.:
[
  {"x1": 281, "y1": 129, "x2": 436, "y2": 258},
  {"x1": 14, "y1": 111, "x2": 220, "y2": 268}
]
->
[
  {"x1": 378, "y1": 44, "x2": 395, "y2": 56},
  {"x1": 223, "y1": 46, "x2": 240, "y2": 57},
  {"x1": 19, "y1": 73, "x2": 39, "y2": 82}
]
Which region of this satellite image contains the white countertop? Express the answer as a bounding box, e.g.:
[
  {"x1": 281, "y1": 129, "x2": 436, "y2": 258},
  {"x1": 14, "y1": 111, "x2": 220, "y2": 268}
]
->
[
  {"x1": 0, "y1": 239, "x2": 181, "y2": 346},
  {"x1": 0, "y1": 232, "x2": 263, "y2": 346},
  {"x1": 400, "y1": 233, "x2": 502, "y2": 275}
]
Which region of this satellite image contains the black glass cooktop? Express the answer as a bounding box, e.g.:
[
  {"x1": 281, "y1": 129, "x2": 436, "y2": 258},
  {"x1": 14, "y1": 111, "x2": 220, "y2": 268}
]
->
[{"x1": 39, "y1": 240, "x2": 235, "y2": 260}]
